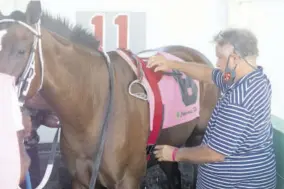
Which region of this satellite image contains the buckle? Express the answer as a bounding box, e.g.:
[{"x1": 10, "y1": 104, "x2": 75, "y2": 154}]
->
[{"x1": 146, "y1": 144, "x2": 156, "y2": 155}]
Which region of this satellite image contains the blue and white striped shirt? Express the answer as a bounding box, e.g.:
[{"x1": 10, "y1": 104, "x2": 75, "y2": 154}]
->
[{"x1": 197, "y1": 67, "x2": 276, "y2": 189}]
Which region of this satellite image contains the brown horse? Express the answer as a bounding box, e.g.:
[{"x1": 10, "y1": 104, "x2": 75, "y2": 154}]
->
[{"x1": 0, "y1": 1, "x2": 219, "y2": 189}]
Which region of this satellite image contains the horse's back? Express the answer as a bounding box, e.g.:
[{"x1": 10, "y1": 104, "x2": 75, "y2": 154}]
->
[{"x1": 139, "y1": 45, "x2": 214, "y2": 67}]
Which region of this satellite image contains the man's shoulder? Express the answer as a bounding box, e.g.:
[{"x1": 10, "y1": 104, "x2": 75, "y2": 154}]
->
[
  {"x1": 231, "y1": 71, "x2": 270, "y2": 105},
  {"x1": 244, "y1": 72, "x2": 271, "y2": 103}
]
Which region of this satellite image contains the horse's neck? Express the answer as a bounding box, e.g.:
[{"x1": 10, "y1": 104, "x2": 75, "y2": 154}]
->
[{"x1": 39, "y1": 31, "x2": 109, "y2": 126}]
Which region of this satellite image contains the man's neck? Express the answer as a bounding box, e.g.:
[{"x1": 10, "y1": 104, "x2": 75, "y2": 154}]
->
[{"x1": 235, "y1": 58, "x2": 257, "y2": 81}]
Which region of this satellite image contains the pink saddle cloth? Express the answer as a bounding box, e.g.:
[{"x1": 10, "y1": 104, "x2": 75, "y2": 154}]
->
[
  {"x1": 0, "y1": 73, "x2": 23, "y2": 188},
  {"x1": 117, "y1": 50, "x2": 200, "y2": 130}
]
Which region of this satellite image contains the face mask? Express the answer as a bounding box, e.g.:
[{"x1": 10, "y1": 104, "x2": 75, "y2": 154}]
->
[{"x1": 223, "y1": 55, "x2": 237, "y2": 83}]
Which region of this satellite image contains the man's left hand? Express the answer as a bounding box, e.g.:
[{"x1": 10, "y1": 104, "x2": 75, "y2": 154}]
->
[{"x1": 153, "y1": 145, "x2": 177, "y2": 162}]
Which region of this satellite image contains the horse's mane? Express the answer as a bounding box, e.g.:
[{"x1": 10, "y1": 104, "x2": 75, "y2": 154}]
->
[
  {"x1": 41, "y1": 12, "x2": 100, "y2": 50},
  {"x1": 0, "y1": 10, "x2": 101, "y2": 50}
]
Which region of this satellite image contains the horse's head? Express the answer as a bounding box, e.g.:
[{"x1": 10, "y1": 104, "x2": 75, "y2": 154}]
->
[{"x1": 0, "y1": 1, "x2": 44, "y2": 105}]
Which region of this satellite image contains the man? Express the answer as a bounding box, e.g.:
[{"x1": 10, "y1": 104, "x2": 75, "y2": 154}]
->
[
  {"x1": 148, "y1": 28, "x2": 276, "y2": 189},
  {"x1": 0, "y1": 73, "x2": 31, "y2": 188}
]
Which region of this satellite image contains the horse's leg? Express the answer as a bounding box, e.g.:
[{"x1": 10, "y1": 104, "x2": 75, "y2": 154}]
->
[
  {"x1": 184, "y1": 127, "x2": 205, "y2": 189},
  {"x1": 113, "y1": 153, "x2": 147, "y2": 189},
  {"x1": 114, "y1": 172, "x2": 143, "y2": 189},
  {"x1": 115, "y1": 177, "x2": 140, "y2": 189},
  {"x1": 72, "y1": 177, "x2": 106, "y2": 189},
  {"x1": 72, "y1": 157, "x2": 97, "y2": 189},
  {"x1": 60, "y1": 134, "x2": 90, "y2": 189},
  {"x1": 159, "y1": 161, "x2": 182, "y2": 189},
  {"x1": 72, "y1": 179, "x2": 87, "y2": 189}
]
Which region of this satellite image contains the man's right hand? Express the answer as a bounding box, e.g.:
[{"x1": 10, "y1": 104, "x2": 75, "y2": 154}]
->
[
  {"x1": 147, "y1": 55, "x2": 175, "y2": 72},
  {"x1": 148, "y1": 54, "x2": 214, "y2": 84}
]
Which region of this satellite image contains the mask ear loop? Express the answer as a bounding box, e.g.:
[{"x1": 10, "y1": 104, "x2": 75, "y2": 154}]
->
[
  {"x1": 234, "y1": 46, "x2": 258, "y2": 70},
  {"x1": 243, "y1": 58, "x2": 257, "y2": 70}
]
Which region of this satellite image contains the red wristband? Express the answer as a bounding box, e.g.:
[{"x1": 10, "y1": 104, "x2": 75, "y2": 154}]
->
[{"x1": 172, "y1": 148, "x2": 179, "y2": 161}]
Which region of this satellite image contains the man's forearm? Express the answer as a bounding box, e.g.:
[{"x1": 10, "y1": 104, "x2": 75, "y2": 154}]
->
[
  {"x1": 175, "y1": 145, "x2": 224, "y2": 164},
  {"x1": 171, "y1": 61, "x2": 214, "y2": 84}
]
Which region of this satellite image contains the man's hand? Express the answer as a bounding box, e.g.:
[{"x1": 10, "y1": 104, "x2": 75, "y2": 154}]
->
[
  {"x1": 147, "y1": 55, "x2": 175, "y2": 72},
  {"x1": 153, "y1": 145, "x2": 177, "y2": 162}
]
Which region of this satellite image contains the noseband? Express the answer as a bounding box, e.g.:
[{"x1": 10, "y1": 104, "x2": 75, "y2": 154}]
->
[{"x1": 0, "y1": 18, "x2": 44, "y2": 106}]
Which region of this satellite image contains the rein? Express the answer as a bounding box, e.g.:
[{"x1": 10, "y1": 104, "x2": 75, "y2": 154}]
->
[
  {"x1": 0, "y1": 15, "x2": 114, "y2": 189},
  {"x1": 89, "y1": 51, "x2": 114, "y2": 189}
]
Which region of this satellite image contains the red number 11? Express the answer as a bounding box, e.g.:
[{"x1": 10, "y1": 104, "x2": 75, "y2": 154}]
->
[{"x1": 91, "y1": 14, "x2": 129, "y2": 50}]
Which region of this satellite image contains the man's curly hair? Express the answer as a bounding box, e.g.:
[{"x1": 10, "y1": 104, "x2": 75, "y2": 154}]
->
[{"x1": 213, "y1": 28, "x2": 259, "y2": 58}]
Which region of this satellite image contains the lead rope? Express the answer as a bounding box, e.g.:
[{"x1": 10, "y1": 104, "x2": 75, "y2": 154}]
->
[{"x1": 25, "y1": 172, "x2": 32, "y2": 189}]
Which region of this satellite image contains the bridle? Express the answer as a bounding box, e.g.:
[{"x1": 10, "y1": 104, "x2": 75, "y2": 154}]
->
[
  {"x1": 0, "y1": 14, "x2": 114, "y2": 189},
  {"x1": 0, "y1": 18, "x2": 44, "y2": 107}
]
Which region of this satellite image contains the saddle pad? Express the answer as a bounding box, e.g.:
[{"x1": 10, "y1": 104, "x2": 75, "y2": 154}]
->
[{"x1": 117, "y1": 50, "x2": 200, "y2": 130}]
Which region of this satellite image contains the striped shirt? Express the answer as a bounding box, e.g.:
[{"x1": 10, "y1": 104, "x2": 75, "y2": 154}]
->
[{"x1": 196, "y1": 67, "x2": 276, "y2": 189}]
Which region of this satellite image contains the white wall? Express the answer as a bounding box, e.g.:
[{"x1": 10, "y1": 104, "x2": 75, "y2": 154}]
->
[
  {"x1": 228, "y1": 0, "x2": 284, "y2": 119},
  {"x1": 2, "y1": 0, "x2": 228, "y2": 142},
  {"x1": 11, "y1": 0, "x2": 228, "y2": 62}
]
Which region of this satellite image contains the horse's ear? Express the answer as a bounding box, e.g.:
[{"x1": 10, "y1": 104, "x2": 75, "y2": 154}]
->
[{"x1": 25, "y1": 0, "x2": 42, "y2": 25}]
